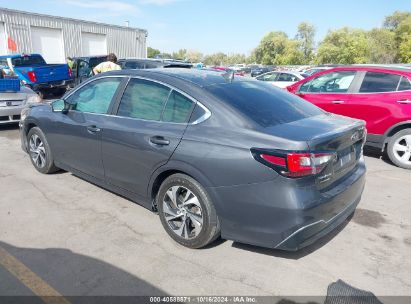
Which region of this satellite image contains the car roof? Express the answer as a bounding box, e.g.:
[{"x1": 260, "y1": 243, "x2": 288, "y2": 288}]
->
[
  {"x1": 74, "y1": 55, "x2": 107, "y2": 59},
  {"x1": 0, "y1": 53, "x2": 42, "y2": 59},
  {"x1": 103, "y1": 68, "x2": 251, "y2": 87},
  {"x1": 328, "y1": 65, "x2": 411, "y2": 74}
]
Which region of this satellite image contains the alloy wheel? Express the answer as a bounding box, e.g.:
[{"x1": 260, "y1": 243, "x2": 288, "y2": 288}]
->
[
  {"x1": 392, "y1": 135, "x2": 411, "y2": 166},
  {"x1": 162, "y1": 186, "x2": 203, "y2": 239},
  {"x1": 29, "y1": 134, "x2": 46, "y2": 169}
]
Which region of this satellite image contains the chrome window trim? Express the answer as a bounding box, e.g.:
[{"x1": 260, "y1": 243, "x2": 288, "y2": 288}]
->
[{"x1": 63, "y1": 74, "x2": 212, "y2": 125}]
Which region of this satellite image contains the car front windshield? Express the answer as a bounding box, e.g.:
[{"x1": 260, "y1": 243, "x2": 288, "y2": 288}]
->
[{"x1": 206, "y1": 81, "x2": 323, "y2": 128}]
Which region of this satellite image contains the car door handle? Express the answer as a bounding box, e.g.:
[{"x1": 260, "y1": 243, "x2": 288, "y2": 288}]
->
[
  {"x1": 150, "y1": 136, "x2": 170, "y2": 146},
  {"x1": 87, "y1": 125, "x2": 101, "y2": 133},
  {"x1": 397, "y1": 99, "x2": 411, "y2": 104},
  {"x1": 332, "y1": 100, "x2": 345, "y2": 104}
]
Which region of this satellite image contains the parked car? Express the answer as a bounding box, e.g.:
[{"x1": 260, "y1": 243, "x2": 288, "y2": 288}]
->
[
  {"x1": 287, "y1": 66, "x2": 411, "y2": 169},
  {"x1": 210, "y1": 66, "x2": 245, "y2": 76},
  {"x1": 0, "y1": 79, "x2": 41, "y2": 124},
  {"x1": 20, "y1": 69, "x2": 366, "y2": 250},
  {"x1": 303, "y1": 67, "x2": 332, "y2": 76},
  {"x1": 71, "y1": 55, "x2": 108, "y2": 86},
  {"x1": 118, "y1": 58, "x2": 192, "y2": 70},
  {"x1": 251, "y1": 67, "x2": 271, "y2": 77},
  {"x1": 0, "y1": 54, "x2": 73, "y2": 98},
  {"x1": 256, "y1": 71, "x2": 306, "y2": 88}
]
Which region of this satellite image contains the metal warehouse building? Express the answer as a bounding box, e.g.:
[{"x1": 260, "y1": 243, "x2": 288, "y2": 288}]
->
[{"x1": 0, "y1": 8, "x2": 147, "y2": 63}]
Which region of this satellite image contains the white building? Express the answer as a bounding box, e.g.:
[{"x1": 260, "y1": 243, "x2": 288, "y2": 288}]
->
[{"x1": 0, "y1": 8, "x2": 147, "y2": 63}]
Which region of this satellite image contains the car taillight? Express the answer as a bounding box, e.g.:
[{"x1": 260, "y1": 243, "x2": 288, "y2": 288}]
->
[
  {"x1": 27, "y1": 71, "x2": 37, "y2": 83},
  {"x1": 254, "y1": 150, "x2": 335, "y2": 178},
  {"x1": 68, "y1": 67, "x2": 72, "y2": 77}
]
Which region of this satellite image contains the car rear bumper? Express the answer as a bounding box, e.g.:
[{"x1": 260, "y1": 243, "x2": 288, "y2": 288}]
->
[
  {"x1": 0, "y1": 105, "x2": 24, "y2": 124},
  {"x1": 208, "y1": 159, "x2": 366, "y2": 251},
  {"x1": 28, "y1": 79, "x2": 74, "y2": 91}
]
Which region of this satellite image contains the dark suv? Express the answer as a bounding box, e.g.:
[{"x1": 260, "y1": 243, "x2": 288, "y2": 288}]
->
[{"x1": 118, "y1": 59, "x2": 192, "y2": 70}]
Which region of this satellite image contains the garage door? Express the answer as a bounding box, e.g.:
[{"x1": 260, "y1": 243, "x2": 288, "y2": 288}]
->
[
  {"x1": 31, "y1": 26, "x2": 65, "y2": 63},
  {"x1": 0, "y1": 23, "x2": 7, "y2": 55},
  {"x1": 82, "y1": 32, "x2": 107, "y2": 56}
]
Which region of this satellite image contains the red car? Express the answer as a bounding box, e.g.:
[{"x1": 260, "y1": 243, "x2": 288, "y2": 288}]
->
[{"x1": 287, "y1": 66, "x2": 411, "y2": 169}]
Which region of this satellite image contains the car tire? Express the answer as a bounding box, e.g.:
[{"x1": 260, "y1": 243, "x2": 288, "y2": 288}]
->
[
  {"x1": 157, "y1": 173, "x2": 220, "y2": 249},
  {"x1": 387, "y1": 128, "x2": 411, "y2": 170},
  {"x1": 27, "y1": 127, "x2": 59, "y2": 174}
]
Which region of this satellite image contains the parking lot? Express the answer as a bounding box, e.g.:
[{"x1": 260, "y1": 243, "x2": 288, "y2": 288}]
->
[{"x1": 0, "y1": 124, "x2": 410, "y2": 300}]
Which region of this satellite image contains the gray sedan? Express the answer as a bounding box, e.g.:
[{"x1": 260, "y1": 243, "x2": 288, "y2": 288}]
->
[{"x1": 20, "y1": 69, "x2": 366, "y2": 250}]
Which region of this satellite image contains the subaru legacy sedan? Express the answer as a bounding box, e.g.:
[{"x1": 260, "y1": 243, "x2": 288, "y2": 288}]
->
[{"x1": 20, "y1": 69, "x2": 366, "y2": 250}]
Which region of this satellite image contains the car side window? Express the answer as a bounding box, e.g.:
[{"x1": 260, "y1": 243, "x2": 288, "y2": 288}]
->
[
  {"x1": 124, "y1": 61, "x2": 144, "y2": 69},
  {"x1": 257, "y1": 73, "x2": 277, "y2": 81},
  {"x1": 300, "y1": 71, "x2": 356, "y2": 93},
  {"x1": 117, "y1": 78, "x2": 171, "y2": 121},
  {"x1": 359, "y1": 72, "x2": 401, "y2": 93},
  {"x1": 78, "y1": 61, "x2": 91, "y2": 76},
  {"x1": 278, "y1": 73, "x2": 297, "y2": 82},
  {"x1": 162, "y1": 91, "x2": 195, "y2": 123},
  {"x1": 398, "y1": 76, "x2": 411, "y2": 91},
  {"x1": 67, "y1": 77, "x2": 122, "y2": 114}
]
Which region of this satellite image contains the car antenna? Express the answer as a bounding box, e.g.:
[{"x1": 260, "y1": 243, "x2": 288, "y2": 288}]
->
[{"x1": 222, "y1": 70, "x2": 235, "y2": 83}]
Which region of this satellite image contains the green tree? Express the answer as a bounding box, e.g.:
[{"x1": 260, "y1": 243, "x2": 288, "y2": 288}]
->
[
  {"x1": 367, "y1": 28, "x2": 397, "y2": 63},
  {"x1": 203, "y1": 52, "x2": 228, "y2": 66},
  {"x1": 384, "y1": 11, "x2": 411, "y2": 30},
  {"x1": 395, "y1": 16, "x2": 411, "y2": 62},
  {"x1": 316, "y1": 28, "x2": 370, "y2": 64},
  {"x1": 296, "y1": 22, "x2": 316, "y2": 63},
  {"x1": 172, "y1": 49, "x2": 187, "y2": 60},
  {"x1": 147, "y1": 47, "x2": 160, "y2": 58},
  {"x1": 254, "y1": 31, "x2": 305, "y2": 65},
  {"x1": 186, "y1": 49, "x2": 203, "y2": 63}
]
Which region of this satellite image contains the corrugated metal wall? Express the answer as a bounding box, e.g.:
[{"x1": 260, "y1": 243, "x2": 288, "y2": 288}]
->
[{"x1": 0, "y1": 8, "x2": 147, "y2": 60}]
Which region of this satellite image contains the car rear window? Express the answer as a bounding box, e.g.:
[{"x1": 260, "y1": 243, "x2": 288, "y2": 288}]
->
[
  {"x1": 206, "y1": 81, "x2": 323, "y2": 127},
  {"x1": 398, "y1": 76, "x2": 411, "y2": 91},
  {"x1": 359, "y1": 72, "x2": 401, "y2": 93},
  {"x1": 12, "y1": 55, "x2": 46, "y2": 66}
]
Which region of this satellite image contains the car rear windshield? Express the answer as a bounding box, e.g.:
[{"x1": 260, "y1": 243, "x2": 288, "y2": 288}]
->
[
  {"x1": 206, "y1": 81, "x2": 324, "y2": 127},
  {"x1": 12, "y1": 55, "x2": 46, "y2": 67}
]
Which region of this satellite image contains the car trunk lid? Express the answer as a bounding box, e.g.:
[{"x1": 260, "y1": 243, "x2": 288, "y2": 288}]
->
[
  {"x1": 32, "y1": 64, "x2": 70, "y2": 83},
  {"x1": 261, "y1": 113, "x2": 366, "y2": 187}
]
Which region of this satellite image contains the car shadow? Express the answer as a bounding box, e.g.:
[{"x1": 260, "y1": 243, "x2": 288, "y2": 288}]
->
[
  {"x1": 363, "y1": 146, "x2": 394, "y2": 166},
  {"x1": 231, "y1": 213, "x2": 353, "y2": 260},
  {"x1": 0, "y1": 241, "x2": 167, "y2": 300}
]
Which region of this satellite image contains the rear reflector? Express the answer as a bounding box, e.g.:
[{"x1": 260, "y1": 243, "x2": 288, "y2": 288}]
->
[{"x1": 261, "y1": 154, "x2": 286, "y2": 167}]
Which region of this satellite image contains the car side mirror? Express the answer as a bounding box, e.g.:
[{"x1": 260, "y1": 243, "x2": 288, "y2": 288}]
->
[{"x1": 51, "y1": 99, "x2": 71, "y2": 114}]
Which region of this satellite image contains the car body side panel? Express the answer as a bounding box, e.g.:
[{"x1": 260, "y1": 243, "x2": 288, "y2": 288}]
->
[
  {"x1": 46, "y1": 111, "x2": 107, "y2": 180},
  {"x1": 208, "y1": 160, "x2": 365, "y2": 249},
  {"x1": 101, "y1": 116, "x2": 188, "y2": 198}
]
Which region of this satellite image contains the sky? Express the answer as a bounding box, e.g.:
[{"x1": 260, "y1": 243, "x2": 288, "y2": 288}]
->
[{"x1": 0, "y1": 0, "x2": 410, "y2": 55}]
